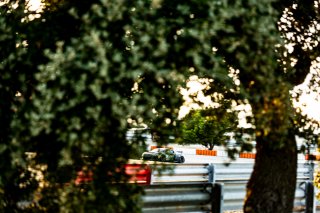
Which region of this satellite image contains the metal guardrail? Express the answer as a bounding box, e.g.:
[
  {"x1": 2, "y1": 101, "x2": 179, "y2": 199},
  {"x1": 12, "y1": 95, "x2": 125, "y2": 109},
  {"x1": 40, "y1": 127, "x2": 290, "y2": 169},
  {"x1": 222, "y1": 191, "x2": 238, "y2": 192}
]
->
[
  {"x1": 212, "y1": 162, "x2": 311, "y2": 212},
  {"x1": 147, "y1": 161, "x2": 314, "y2": 212},
  {"x1": 151, "y1": 163, "x2": 213, "y2": 184},
  {"x1": 142, "y1": 183, "x2": 223, "y2": 213}
]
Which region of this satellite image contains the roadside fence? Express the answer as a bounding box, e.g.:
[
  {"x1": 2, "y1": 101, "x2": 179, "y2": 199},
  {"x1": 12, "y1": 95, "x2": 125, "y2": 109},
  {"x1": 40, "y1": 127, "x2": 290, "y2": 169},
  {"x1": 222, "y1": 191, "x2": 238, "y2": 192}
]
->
[
  {"x1": 142, "y1": 183, "x2": 223, "y2": 213},
  {"x1": 139, "y1": 161, "x2": 316, "y2": 212}
]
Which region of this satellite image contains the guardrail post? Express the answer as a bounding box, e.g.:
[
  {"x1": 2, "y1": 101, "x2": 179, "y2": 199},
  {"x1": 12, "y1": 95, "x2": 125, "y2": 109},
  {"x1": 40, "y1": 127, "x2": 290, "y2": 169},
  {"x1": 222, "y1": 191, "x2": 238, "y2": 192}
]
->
[
  {"x1": 305, "y1": 181, "x2": 315, "y2": 213},
  {"x1": 211, "y1": 183, "x2": 223, "y2": 213},
  {"x1": 208, "y1": 163, "x2": 214, "y2": 183},
  {"x1": 304, "y1": 149, "x2": 315, "y2": 213}
]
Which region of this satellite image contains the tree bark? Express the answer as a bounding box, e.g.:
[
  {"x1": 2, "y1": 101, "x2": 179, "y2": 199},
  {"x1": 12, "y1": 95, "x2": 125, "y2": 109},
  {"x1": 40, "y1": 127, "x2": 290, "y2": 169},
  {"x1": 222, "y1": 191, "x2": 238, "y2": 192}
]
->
[
  {"x1": 244, "y1": 90, "x2": 298, "y2": 213},
  {"x1": 244, "y1": 134, "x2": 297, "y2": 213},
  {"x1": 208, "y1": 141, "x2": 214, "y2": 150}
]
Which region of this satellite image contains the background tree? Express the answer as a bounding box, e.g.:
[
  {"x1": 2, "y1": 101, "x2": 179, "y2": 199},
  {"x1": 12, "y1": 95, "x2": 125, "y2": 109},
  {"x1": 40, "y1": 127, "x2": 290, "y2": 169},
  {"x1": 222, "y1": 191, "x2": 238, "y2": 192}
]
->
[
  {"x1": 1, "y1": 0, "x2": 320, "y2": 213},
  {"x1": 180, "y1": 109, "x2": 233, "y2": 150},
  {"x1": 178, "y1": 105, "x2": 252, "y2": 154}
]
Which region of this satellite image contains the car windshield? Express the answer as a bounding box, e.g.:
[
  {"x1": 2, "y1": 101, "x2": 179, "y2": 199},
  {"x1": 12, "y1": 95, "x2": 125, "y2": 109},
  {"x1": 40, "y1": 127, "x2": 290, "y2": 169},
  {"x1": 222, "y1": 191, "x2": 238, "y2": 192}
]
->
[{"x1": 150, "y1": 148, "x2": 168, "y2": 153}]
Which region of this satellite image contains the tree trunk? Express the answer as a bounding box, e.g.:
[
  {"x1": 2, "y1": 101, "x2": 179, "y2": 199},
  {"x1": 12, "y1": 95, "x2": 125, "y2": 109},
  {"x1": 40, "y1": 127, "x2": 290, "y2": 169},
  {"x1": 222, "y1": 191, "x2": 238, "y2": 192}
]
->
[
  {"x1": 208, "y1": 143, "x2": 214, "y2": 150},
  {"x1": 244, "y1": 134, "x2": 297, "y2": 213}
]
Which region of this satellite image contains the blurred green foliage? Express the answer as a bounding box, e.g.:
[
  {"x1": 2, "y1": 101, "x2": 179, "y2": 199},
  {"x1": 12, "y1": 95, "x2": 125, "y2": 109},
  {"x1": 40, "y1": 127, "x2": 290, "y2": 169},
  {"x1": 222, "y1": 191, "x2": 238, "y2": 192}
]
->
[{"x1": 0, "y1": 0, "x2": 319, "y2": 212}]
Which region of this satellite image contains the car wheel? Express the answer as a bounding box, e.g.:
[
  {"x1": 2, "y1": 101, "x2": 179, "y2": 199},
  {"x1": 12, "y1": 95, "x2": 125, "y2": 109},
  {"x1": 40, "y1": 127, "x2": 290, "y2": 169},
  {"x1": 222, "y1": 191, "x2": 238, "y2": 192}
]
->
[{"x1": 179, "y1": 156, "x2": 185, "y2": 163}]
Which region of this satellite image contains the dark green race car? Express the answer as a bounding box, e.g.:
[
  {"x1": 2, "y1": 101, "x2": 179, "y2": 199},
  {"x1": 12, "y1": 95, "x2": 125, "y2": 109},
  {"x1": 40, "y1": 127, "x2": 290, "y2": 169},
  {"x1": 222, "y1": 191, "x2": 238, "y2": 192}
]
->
[{"x1": 141, "y1": 148, "x2": 185, "y2": 163}]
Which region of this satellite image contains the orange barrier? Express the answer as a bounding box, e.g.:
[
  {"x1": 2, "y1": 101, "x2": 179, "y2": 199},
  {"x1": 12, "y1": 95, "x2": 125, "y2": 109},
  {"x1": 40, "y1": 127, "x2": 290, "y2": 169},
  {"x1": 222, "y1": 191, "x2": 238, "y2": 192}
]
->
[
  {"x1": 305, "y1": 154, "x2": 320, "y2": 161},
  {"x1": 195, "y1": 149, "x2": 217, "y2": 156},
  {"x1": 239, "y1": 153, "x2": 256, "y2": 159}
]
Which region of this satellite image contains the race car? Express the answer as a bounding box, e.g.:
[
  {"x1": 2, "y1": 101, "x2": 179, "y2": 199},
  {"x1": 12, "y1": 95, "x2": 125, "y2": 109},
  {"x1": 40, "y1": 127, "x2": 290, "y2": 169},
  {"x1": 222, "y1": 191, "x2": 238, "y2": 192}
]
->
[{"x1": 141, "y1": 148, "x2": 185, "y2": 163}]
